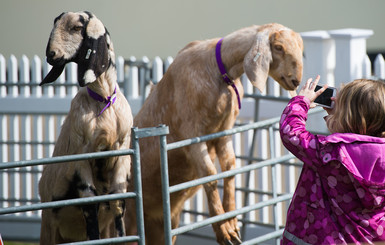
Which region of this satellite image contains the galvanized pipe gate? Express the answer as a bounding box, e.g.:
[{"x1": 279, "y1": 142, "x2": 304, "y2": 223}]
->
[
  {"x1": 0, "y1": 127, "x2": 157, "y2": 245},
  {"x1": 159, "y1": 116, "x2": 296, "y2": 245},
  {"x1": 0, "y1": 107, "x2": 324, "y2": 244}
]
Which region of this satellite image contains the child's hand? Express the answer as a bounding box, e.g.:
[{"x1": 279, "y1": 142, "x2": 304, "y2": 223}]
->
[
  {"x1": 323, "y1": 97, "x2": 336, "y2": 115},
  {"x1": 298, "y1": 75, "x2": 328, "y2": 108}
]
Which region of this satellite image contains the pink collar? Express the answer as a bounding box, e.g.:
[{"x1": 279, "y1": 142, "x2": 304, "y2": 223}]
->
[{"x1": 215, "y1": 38, "x2": 241, "y2": 109}]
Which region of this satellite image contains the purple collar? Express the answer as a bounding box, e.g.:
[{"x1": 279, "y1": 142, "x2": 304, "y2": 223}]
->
[
  {"x1": 87, "y1": 86, "x2": 117, "y2": 116},
  {"x1": 215, "y1": 38, "x2": 241, "y2": 109}
]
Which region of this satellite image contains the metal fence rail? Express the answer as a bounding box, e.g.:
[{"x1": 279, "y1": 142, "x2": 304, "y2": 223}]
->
[
  {"x1": 159, "y1": 108, "x2": 323, "y2": 245},
  {"x1": 0, "y1": 126, "x2": 171, "y2": 245},
  {"x1": 0, "y1": 107, "x2": 325, "y2": 244},
  {"x1": 0, "y1": 52, "x2": 327, "y2": 243}
]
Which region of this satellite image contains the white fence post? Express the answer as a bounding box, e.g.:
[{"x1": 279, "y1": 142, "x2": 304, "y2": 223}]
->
[
  {"x1": 31, "y1": 55, "x2": 42, "y2": 97},
  {"x1": 299, "y1": 31, "x2": 332, "y2": 133},
  {"x1": 126, "y1": 56, "x2": 139, "y2": 99},
  {"x1": 301, "y1": 30, "x2": 335, "y2": 86},
  {"x1": 374, "y1": 54, "x2": 385, "y2": 79},
  {"x1": 7, "y1": 55, "x2": 21, "y2": 211},
  {"x1": 125, "y1": 56, "x2": 141, "y2": 115},
  {"x1": 20, "y1": 55, "x2": 33, "y2": 216},
  {"x1": 42, "y1": 62, "x2": 54, "y2": 97},
  {"x1": 8, "y1": 55, "x2": 18, "y2": 97},
  {"x1": 0, "y1": 55, "x2": 6, "y2": 210},
  {"x1": 152, "y1": 56, "x2": 163, "y2": 84},
  {"x1": 0, "y1": 55, "x2": 5, "y2": 97},
  {"x1": 57, "y1": 65, "x2": 66, "y2": 98},
  {"x1": 116, "y1": 56, "x2": 125, "y2": 85},
  {"x1": 0, "y1": 54, "x2": 6, "y2": 161},
  {"x1": 140, "y1": 56, "x2": 150, "y2": 102},
  {"x1": 67, "y1": 62, "x2": 78, "y2": 97},
  {"x1": 164, "y1": 56, "x2": 173, "y2": 71},
  {"x1": 30, "y1": 55, "x2": 43, "y2": 215},
  {"x1": 329, "y1": 28, "x2": 373, "y2": 87},
  {"x1": 362, "y1": 55, "x2": 372, "y2": 78},
  {"x1": 20, "y1": 55, "x2": 30, "y2": 97}
]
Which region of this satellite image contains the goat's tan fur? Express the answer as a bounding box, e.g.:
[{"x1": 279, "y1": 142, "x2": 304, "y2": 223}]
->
[
  {"x1": 39, "y1": 12, "x2": 133, "y2": 244},
  {"x1": 125, "y1": 23, "x2": 303, "y2": 245}
]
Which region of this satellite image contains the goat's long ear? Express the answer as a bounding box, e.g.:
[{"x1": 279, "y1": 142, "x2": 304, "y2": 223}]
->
[
  {"x1": 76, "y1": 16, "x2": 109, "y2": 87},
  {"x1": 243, "y1": 30, "x2": 272, "y2": 92},
  {"x1": 40, "y1": 65, "x2": 65, "y2": 86}
]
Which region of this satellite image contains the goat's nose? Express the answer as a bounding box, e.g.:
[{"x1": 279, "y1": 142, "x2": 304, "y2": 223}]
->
[
  {"x1": 48, "y1": 51, "x2": 56, "y2": 58},
  {"x1": 292, "y1": 79, "x2": 300, "y2": 87}
]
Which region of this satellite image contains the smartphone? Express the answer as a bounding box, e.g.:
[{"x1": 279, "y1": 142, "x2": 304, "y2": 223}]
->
[{"x1": 314, "y1": 85, "x2": 336, "y2": 108}]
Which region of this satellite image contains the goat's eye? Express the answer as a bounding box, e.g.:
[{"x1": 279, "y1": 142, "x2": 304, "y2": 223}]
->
[
  {"x1": 274, "y1": 45, "x2": 283, "y2": 51},
  {"x1": 72, "y1": 26, "x2": 83, "y2": 32}
]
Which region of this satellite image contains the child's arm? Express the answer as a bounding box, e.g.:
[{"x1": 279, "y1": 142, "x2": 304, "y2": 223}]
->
[
  {"x1": 280, "y1": 96, "x2": 318, "y2": 164},
  {"x1": 279, "y1": 76, "x2": 327, "y2": 165}
]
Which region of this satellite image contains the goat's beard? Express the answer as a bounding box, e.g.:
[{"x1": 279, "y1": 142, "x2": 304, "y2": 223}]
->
[{"x1": 40, "y1": 64, "x2": 66, "y2": 86}]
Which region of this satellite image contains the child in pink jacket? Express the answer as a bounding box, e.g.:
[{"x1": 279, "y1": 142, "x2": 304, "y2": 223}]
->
[{"x1": 280, "y1": 76, "x2": 385, "y2": 244}]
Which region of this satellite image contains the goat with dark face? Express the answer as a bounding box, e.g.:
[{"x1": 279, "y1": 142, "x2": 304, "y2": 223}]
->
[
  {"x1": 39, "y1": 11, "x2": 133, "y2": 244},
  {"x1": 42, "y1": 11, "x2": 110, "y2": 87}
]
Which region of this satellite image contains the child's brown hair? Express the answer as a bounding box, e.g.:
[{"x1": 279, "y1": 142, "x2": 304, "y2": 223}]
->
[{"x1": 327, "y1": 79, "x2": 385, "y2": 137}]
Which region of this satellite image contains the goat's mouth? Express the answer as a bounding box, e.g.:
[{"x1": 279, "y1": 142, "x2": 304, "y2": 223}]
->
[
  {"x1": 46, "y1": 56, "x2": 67, "y2": 67},
  {"x1": 280, "y1": 76, "x2": 300, "y2": 90}
]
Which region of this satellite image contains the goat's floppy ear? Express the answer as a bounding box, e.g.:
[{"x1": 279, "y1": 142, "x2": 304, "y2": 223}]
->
[
  {"x1": 76, "y1": 16, "x2": 109, "y2": 87},
  {"x1": 40, "y1": 65, "x2": 65, "y2": 86},
  {"x1": 243, "y1": 30, "x2": 272, "y2": 92}
]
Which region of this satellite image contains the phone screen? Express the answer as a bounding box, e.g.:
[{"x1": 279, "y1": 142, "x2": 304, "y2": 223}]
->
[{"x1": 314, "y1": 85, "x2": 335, "y2": 108}]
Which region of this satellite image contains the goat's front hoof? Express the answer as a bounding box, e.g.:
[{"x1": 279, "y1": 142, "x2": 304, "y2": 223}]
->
[
  {"x1": 216, "y1": 222, "x2": 242, "y2": 245},
  {"x1": 237, "y1": 230, "x2": 242, "y2": 240},
  {"x1": 224, "y1": 239, "x2": 234, "y2": 245},
  {"x1": 234, "y1": 236, "x2": 242, "y2": 244},
  {"x1": 226, "y1": 236, "x2": 242, "y2": 245},
  {"x1": 223, "y1": 236, "x2": 242, "y2": 245}
]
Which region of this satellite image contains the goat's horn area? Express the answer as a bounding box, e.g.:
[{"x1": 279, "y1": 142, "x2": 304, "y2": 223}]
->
[{"x1": 40, "y1": 65, "x2": 65, "y2": 86}]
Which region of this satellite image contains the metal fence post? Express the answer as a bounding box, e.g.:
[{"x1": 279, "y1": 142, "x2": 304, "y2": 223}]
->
[
  {"x1": 159, "y1": 125, "x2": 173, "y2": 245},
  {"x1": 268, "y1": 126, "x2": 280, "y2": 245},
  {"x1": 240, "y1": 95, "x2": 260, "y2": 238},
  {"x1": 131, "y1": 125, "x2": 170, "y2": 245},
  {"x1": 131, "y1": 127, "x2": 146, "y2": 245}
]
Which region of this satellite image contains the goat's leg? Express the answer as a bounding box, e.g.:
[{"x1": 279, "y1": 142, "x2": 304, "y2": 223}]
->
[
  {"x1": 124, "y1": 199, "x2": 138, "y2": 245},
  {"x1": 110, "y1": 199, "x2": 126, "y2": 237},
  {"x1": 109, "y1": 165, "x2": 129, "y2": 237},
  {"x1": 144, "y1": 217, "x2": 166, "y2": 245},
  {"x1": 82, "y1": 203, "x2": 100, "y2": 240},
  {"x1": 40, "y1": 210, "x2": 56, "y2": 245},
  {"x1": 78, "y1": 167, "x2": 101, "y2": 240},
  {"x1": 188, "y1": 143, "x2": 241, "y2": 245},
  {"x1": 215, "y1": 136, "x2": 241, "y2": 241}
]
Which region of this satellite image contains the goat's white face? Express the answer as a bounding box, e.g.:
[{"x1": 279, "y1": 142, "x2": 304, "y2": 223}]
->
[
  {"x1": 41, "y1": 11, "x2": 110, "y2": 87},
  {"x1": 46, "y1": 12, "x2": 89, "y2": 65}
]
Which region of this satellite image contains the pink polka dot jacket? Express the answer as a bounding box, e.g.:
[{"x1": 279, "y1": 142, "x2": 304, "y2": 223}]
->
[{"x1": 280, "y1": 96, "x2": 385, "y2": 245}]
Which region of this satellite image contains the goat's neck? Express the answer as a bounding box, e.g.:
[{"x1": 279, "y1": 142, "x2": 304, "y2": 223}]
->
[
  {"x1": 86, "y1": 67, "x2": 117, "y2": 98},
  {"x1": 219, "y1": 29, "x2": 256, "y2": 80}
]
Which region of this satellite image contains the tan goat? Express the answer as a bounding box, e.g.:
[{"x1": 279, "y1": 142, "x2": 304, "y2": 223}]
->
[
  {"x1": 38, "y1": 11, "x2": 132, "y2": 244},
  {"x1": 125, "y1": 23, "x2": 303, "y2": 245}
]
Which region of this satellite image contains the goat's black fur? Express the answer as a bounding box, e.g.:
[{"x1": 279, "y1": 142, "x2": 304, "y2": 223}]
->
[{"x1": 41, "y1": 11, "x2": 110, "y2": 87}]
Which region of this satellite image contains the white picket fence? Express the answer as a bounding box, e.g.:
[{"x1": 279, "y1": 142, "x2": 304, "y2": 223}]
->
[{"x1": 0, "y1": 27, "x2": 384, "y2": 242}]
